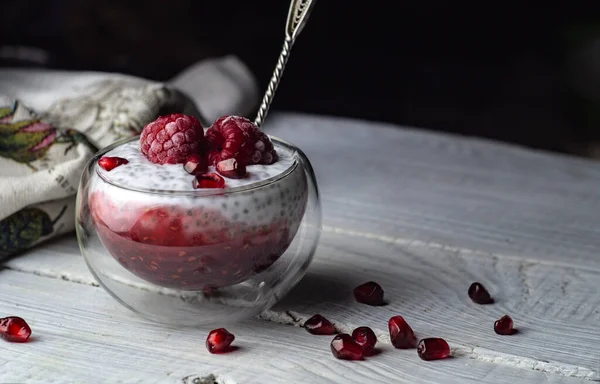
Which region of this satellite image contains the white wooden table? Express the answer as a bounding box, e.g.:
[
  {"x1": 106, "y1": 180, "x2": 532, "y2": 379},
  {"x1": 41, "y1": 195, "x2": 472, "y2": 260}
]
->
[{"x1": 2, "y1": 112, "x2": 599, "y2": 383}]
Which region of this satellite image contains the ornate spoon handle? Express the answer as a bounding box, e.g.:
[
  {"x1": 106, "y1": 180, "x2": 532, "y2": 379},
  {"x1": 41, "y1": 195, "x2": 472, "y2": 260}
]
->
[{"x1": 254, "y1": 0, "x2": 316, "y2": 129}]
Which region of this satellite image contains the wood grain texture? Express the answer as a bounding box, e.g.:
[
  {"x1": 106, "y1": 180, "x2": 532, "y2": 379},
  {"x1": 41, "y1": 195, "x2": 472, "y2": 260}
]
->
[
  {"x1": 4, "y1": 234, "x2": 94, "y2": 285},
  {"x1": 4, "y1": 232, "x2": 600, "y2": 381},
  {"x1": 3, "y1": 112, "x2": 600, "y2": 382},
  {"x1": 267, "y1": 232, "x2": 600, "y2": 380},
  {"x1": 264, "y1": 113, "x2": 600, "y2": 268},
  {"x1": 0, "y1": 270, "x2": 590, "y2": 384}
]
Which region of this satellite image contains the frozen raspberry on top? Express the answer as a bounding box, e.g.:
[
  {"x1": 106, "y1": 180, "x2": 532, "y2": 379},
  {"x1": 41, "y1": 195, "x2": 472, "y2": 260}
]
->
[
  {"x1": 140, "y1": 114, "x2": 205, "y2": 164},
  {"x1": 206, "y1": 115, "x2": 277, "y2": 166}
]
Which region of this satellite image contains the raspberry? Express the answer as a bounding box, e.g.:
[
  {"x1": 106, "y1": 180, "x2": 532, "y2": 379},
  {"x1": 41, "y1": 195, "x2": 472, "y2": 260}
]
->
[
  {"x1": 140, "y1": 114, "x2": 205, "y2": 164},
  {"x1": 206, "y1": 115, "x2": 277, "y2": 166}
]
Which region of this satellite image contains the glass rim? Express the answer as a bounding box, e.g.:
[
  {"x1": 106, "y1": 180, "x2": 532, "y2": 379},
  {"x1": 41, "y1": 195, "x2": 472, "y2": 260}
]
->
[{"x1": 91, "y1": 135, "x2": 301, "y2": 197}]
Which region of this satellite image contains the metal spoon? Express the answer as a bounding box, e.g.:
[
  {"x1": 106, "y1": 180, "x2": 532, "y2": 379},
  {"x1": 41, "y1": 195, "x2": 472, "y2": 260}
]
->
[{"x1": 254, "y1": 0, "x2": 316, "y2": 129}]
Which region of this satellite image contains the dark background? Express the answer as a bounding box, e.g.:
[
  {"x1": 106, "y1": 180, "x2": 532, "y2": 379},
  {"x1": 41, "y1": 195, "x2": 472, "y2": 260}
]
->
[{"x1": 2, "y1": 1, "x2": 600, "y2": 158}]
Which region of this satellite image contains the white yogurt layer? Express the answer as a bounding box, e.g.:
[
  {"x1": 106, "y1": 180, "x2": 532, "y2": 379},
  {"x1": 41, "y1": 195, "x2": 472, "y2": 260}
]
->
[
  {"x1": 89, "y1": 139, "x2": 309, "y2": 232},
  {"x1": 98, "y1": 140, "x2": 296, "y2": 191}
]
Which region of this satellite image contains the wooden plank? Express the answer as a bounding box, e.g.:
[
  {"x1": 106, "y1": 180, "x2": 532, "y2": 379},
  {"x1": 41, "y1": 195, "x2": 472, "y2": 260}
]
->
[
  {"x1": 3, "y1": 234, "x2": 94, "y2": 285},
  {"x1": 263, "y1": 231, "x2": 600, "y2": 380},
  {"x1": 263, "y1": 113, "x2": 600, "y2": 267},
  {"x1": 0, "y1": 269, "x2": 589, "y2": 384},
  {"x1": 4, "y1": 232, "x2": 600, "y2": 381}
]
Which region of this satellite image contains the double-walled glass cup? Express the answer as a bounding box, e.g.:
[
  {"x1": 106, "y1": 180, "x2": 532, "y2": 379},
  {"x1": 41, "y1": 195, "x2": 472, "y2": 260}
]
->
[{"x1": 76, "y1": 136, "x2": 321, "y2": 326}]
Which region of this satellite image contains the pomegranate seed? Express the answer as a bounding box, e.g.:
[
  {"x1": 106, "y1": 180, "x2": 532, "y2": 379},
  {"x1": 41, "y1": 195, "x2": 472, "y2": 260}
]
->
[
  {"x1": 216, "y1": 158, "x2": 247, "y2": 179},
  {"x1": 330, "y1": 334, "x2": 363, "y2": 360},
  {"x1": 304, "y1": 314, "x2": 336, "y2": 335},
  {"x1": 351, "y1": 326, "x2": 377, "y2": 356},
  {"x1": 494, "y1": 315, "x2": 517, "y2": 335},
  {"x1": 417, "y1": 338, "x2": 451, "y2": 360},
  {"x1": 0, "y1": 317, "x2": 32, "y2": 343},
  {"x1": 388, "y1": 315, "x2": 417, "y2": 349},
  {"x1": 206, "y1": 328, "x2": 235, "y2": 353},
  {"x1": 98, "y1": 156, "x2": 128, "y2": 171},
  {"x1": 353, "y1": 281, "x2": 385, "y2": 306},
  {"x1": 183, "y1": 154, "x2": 208, "y2": 174},
  {"x1": 468, "y1": 282, "x2": 494, "y2": 304},
  {"x1": 193, "y1": 173, "x2": 225, "y2": 189}
]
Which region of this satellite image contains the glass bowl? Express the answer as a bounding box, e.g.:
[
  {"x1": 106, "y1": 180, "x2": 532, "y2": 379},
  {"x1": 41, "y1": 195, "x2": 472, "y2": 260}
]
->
[{"x1": 75, "y1": 135, "x2": 321, "y2": 327}]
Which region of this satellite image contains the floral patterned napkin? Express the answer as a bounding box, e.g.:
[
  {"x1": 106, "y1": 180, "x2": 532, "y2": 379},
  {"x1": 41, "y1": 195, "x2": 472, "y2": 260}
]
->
[{"x1": 0, "y1": 56, "x2": 258, "y2": 260}]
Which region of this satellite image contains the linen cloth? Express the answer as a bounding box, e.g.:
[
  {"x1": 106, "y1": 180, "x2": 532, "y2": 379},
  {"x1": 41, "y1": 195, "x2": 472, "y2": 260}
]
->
[{"x1": 0, "y1": 56, "x2": 258, "y2": 260}]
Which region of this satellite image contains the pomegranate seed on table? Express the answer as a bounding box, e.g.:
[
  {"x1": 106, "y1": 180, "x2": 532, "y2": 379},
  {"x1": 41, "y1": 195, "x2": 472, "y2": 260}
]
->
[
  {"x1": 330, "y1": 334, "x2": 364, "y2": 360},
  {"x1": 304, "y1": 314, "x2": 336, "y2": 335},
  {"x1": 494, "y1": 315, "x2": 517, "y2": 335},
  {"x1": 216, "y1": 158, "x2": 247, "y2": 179},
  {"x1": 353, "y1": 281, "x2": 385, "y2": 306},
  {"x1": 417, "y1": 338, "x2": 451, "y2": 360},
  {"x1": 351, "y1": 326, "x2": 377, "y2": 356},
  {"x1": 0, "y1": 317, "x2": 32, "y2": 343},
  {"x1": 98, "y1": 156, "x2": 128, "y2": 171},
  {"x1": 206, "y1": 328, "x2": 235, "y2": 353},
  {"x1": 183, "y1": 153, "x2": 208, "y2": 174},
  {"x1": 388, "y1": 315, "x2": 417, "y2": 349},
  {"x1": 193, "y1": 173, "x2": 226, "y2": 189},
  {"x1": 468, "y1": 282, "x2": 494, "y2": 304}
]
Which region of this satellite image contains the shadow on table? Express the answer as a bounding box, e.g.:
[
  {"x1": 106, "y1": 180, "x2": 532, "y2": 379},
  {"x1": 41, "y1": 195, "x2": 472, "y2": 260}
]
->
[{"x1": 275, "y1": 271, "x2": 351, "y2": 309}]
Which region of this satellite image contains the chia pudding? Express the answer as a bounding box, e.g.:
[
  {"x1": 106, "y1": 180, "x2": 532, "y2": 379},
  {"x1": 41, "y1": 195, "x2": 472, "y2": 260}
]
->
[{"x1": 88, "y1": 115, "x2": 308, "y2": 290}]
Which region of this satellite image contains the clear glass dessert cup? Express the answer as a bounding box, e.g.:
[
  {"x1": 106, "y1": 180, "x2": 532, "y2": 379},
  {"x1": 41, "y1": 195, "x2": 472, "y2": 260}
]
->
[{"x1": 75, "y1": 135, "x2": 321, "y2": 327}]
